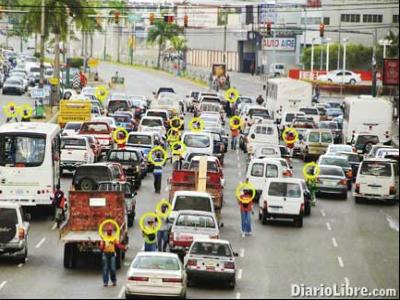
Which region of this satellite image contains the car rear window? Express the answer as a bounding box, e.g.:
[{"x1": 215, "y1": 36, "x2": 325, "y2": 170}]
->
[
  {"x1": 0, "y1": 208, "x2": 18, "y2": 225},
  {"x1": 319, "y1": 167, "x2": 344, "y2": 177},
  {"x1": 175, "y1": 214, "x2": 216, "y2": 229},
  {"x1": 147, "y1": 111, "x2": 167, "y2": 120},
  {"x1": 309, "y1": 132, "x2": 320, "y2": 143},
  {"x1": 113, "y1": 116, "x2": 130, "y2": 123},
  {"x1": 251, "y1": 163, "x2": 264, "y2": 177},
  {"x1": 300, "y1": 108, "x2": 318, "y2": 115},
  {"x1": 356, "y1": 135, "x2": 379, "y2": 145},
  {"x1": 108, "y1": 151, "x2": 139, "y2": 162},
  {"x1": 191, "y1": 242, "x2": 232, "y2": 257},
  {"x1": 141, "y1": 118, "x2": 162, "y2": 127},
  {"x1": 190, "y1": 161, "x2": 218, "y2": 172},
  {"x1": 321, "y1": 133, "x2": 333, "y2": 143},
  {"x1": 133, "y1": 256, "x2": 180, "y2": 271},
  {"x1": 81, "y1": 123, "x2": 109, "y2": 133},
  {"x1": 108, "y1": 100, "x2": 128, "y2": 112},
  {"x1": 74, "y1": 166, "x2": 110, "y2": 182},
  {"x1": 61, "y1": 138, "x2": 86, "y2": 149},
  {"x1": 260, "y1": 148, "x2": 277, "y2": 155},
  {"x1": 184, "y1": 135, "x2": 210, "y2": 148},
  {"x1": 360, "y1": 162, "x2": 392, "y2": 177},
  {"x1": 320, "y1": 157, "x2": 350, "y2": 168},
  {"x1": 174, "y1": 196, "x2": 212, "y2": 212},
  {"x1": 255, "y1": 126, "x2": 274, "y2": 135},
  {"x1": 268, "y1": 182, "x2": 301, "y2": 198},
  {"x1": 128, "y1": 135, "x2": 152, "y2": 145}
]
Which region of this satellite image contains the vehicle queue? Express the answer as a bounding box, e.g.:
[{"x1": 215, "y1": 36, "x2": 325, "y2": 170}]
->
[{"x1": 0, "y1": 75, "x2": 398, "y2": 299}]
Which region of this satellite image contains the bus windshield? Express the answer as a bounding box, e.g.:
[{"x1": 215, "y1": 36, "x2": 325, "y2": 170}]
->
[{"x1": 0, "y1": 134, "x2": 46, "y2": 167}]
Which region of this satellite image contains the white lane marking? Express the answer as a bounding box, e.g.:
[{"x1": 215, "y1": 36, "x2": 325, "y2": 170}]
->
[
  {"x1": 338, "y1": 256, "x2": 344, "y2": 268},
  {"x1": 321, "y1": 209, "x2": 326, "y2": 217},
  {"x1": 118, "y1": 287, "x2": 125, "y2": 298},
  {"x1": 236, "y1": 292, "x2": 241, "y2": 299},
  {"x1": 326, "y1": 222, "x2": 332, "y2": 231},
  {"x1": 51, "y1": 223, "x2": 57, "y2": 230},
  {"x1": 344, "y1": 277, "x2": 350, "y2": 286},
  {"x1": 0, "y1": 281, "x2": 6, "y2": 291},
  {"x1": 237, "y1": 269, "x2": 243, "y2": 280},
  {"x1": 237, "y1": 156, "x2": 240, "y2": 161},
  {"x1": 17, "y1": 263, "x2": 24, "y2": 268},
  {"x1": 332, "y1": 237, "x2": 338, "y2": 248},
  {"x1": 35, "y1": 238, "x2": 46, "y2": 249},
  {"x1": 385, "y1": 214, "x2": 399, "y2": 232},
  {"x1": 240, "y1": 248, "x2": 245, "y2": 258}
]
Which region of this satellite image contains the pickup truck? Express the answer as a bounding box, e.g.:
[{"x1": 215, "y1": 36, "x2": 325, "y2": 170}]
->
[
  {"x1": 79, "y1": 121, "x2": 114, "y2": 153},
  {"x1": 60, "y1": 191, "x2": 128, "y2": 269},
  {"x1": 60, "y1": 136, "x2": 95, "y2": 174}
]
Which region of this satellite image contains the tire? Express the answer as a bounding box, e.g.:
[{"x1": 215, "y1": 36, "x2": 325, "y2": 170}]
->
[
  {"x1": 79, "y1": 178, "x2": 96, "y2": 191},
  {"x1": 116, "y1": 249, "x2": 122, "y2": 270},
  {"x1": 349, "y1": 79, "x2": 356, "y2": 85},
  {"x1": 355, "y1": 197, "x2": 363, "y2": 204},
  {"x1": 228, "y1": 278, "x2": 236, "y2": 290},
  {"x1": 64, "y1": 243, "x2": 77, "y2": 269},
  {"x1": 342, "y1": 192, "x2": 348, "y2": 200},
  {"x1": 16, "y1": 246, "x2": 28, "y2": 264},
  {"x1": 295, "y1": 217, "x2": 303, "y2": 228}
]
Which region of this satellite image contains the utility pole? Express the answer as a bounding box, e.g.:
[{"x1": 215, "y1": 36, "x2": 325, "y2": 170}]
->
[
  {"x1": 39, "y1": 0, "x2": 45, "y2": 88},
  {"x1": 223, "y1": 9, "x2": 227, "y2": 64},
  {"x1": 371, "y1": 28, "x2": 378, "y2": 97},
  {"x1": 337, "y1": 18, "x2": 341, "y2": 70}
]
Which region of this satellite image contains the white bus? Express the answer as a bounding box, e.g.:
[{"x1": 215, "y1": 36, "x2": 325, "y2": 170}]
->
[
  {"x1": 0, "y1": 122, "x2": 61, "y2": 206},
  {"x1": 343, "y1": 96, "x2": 393, "y2": 144},
  {"x1": 266, "y1": 78, "x2": 312, "y2": 123}
]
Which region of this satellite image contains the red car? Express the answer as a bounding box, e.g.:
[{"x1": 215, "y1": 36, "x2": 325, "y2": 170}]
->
[{"x1": 79, "y1": 121, "x2": 114, "y2": 153}]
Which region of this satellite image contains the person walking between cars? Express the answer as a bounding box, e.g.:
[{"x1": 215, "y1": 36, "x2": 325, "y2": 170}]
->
[
  {"x1": 231, "y1": 126, "x2": 240, "y2": 150},
  {"x1": 239, "y1": 190, "x2": 253, "y2": 237},
  {"x1": 143, "y1": 219, "x2": 158, "y2": 252},
  {"x1": 99, "y1": 227, "x2": 126, "y2": 287},
  {"x1": 256, "y1": 95, "x2": 265, "y2": 106},
  {"x1": 153, "y1": 153, "x2": 164, "y2": 194},
  {"x1": 51, "y1": 184, "x2": 65, "y2": 223},
  {"x1": 157, "y1": 205, "x2": 170, "y2": 252}
]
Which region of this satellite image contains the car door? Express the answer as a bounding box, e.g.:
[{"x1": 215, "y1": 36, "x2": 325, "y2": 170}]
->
[{"x1": 334, "y1": 71, "x2": 343, "y2": 83}]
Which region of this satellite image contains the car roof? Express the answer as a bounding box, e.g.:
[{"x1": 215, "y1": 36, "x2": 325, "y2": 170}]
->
[
  {"x1": 319, "y1": 165, "x2": 343, "y2": 171},
  {"x1": 362, "y1": 158, "x2": 397, "y2": 163},
  {"x1": 192, "y1": 238, "x2": 230, "y2": 245},
  {"x1": 250, "y1": 158, "x2": 282, "y2": 164},
  {"x1": 174, "y1": 191, "x2": 211, "y2": 197},
  {"x1": 135, "y1": 252, "x2": 179, "y2": 259},
  {"x1": 191, "y1": 156, "x2": 219, "y2": 162},
  {"x1": 267, "y1": 177, "x2": 303, "y2": 184},
  {"x1": 320, "y1": 155, "x2": 347, "y2": 160},
  {"x1": 176, "y1": 210, "x2": 215, "y2": 217}
]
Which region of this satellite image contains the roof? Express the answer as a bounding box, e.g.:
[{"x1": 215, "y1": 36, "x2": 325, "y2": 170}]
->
[
  {"x1": 0, "y1": 122, "x2": 59, "y2": 135},
  {"x1": 250, "y1": 158, "x2": 282, "y2": 164},
  {"x1": 135, "y1": 252, "x2": 180, "y2": 259},
  {"x1": 192, "y1": 238, "x2": 230, "y2": 245},
  {"x1": 267, "y1": 177, "x2": 303, "y2": 184},
  {"x1": 176, "y1": 210, "x2": 216, "y2": 217},
  {"x1": 362, "y1": 158, "x2": 397, "y2": 163},
  {"x1": 173, "y1": 191, "x2": 212, "y2": 198},
  {"x1": 191, "y1": 156, "x2": 219, "y2": 162}
]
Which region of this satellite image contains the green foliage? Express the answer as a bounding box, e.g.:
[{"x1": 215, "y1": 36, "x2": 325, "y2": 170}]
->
[{"x1": 69, "y1": 57, "x2": 84, "y2": 68}]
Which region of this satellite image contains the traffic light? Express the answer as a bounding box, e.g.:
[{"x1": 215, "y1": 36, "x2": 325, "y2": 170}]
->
[
  {"x1": 266, "y1": 22, "x2": 272, "y2": 36},
  {"x1": 149, "y1": 13, "x2": 155, "y2": 25},
  {"x1": 320, "y1": 23, "x2": 325, "y2": 38},
  {"x1": 184, "y1": 15, "x2": 189, "y2": 28},
  {"x1": 164, "y1": 15, "x2": 174, "y2": 24},
  {"x1": 114, "y1": 10, "x2": 121, "y2": 24}
]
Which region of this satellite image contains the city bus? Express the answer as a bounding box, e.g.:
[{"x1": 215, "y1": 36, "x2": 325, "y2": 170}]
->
[
  {"x1": 343, "y1": 96, "x2": 393, "y2": 144},
  {"x1": 0, "y1": 122, "x2": 61, "y2": 206}
]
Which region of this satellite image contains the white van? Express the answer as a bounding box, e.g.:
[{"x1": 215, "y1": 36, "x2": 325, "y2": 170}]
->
[
  {"x1": 280, "y1": 111, "x2": 306, "y2": 131},
  {"x1": 253, "y1": 145, "x2": 281, "y2": 159},
  {"x1": 354, "y1": 158, "x2": 399, "y2": 204},
  {"x1": 182, "y1": 132, "x2": 214, "y2": 156},
  {"x1": 246, "y1": 123, "x2": 279, "y2": 156},
  {"x1": 169, "y1": 191, "x2": 215, "y2": 223},
  {"x1": 246, "y1": 158, "x2": 285, "y2": 202},
  {"x1": 299, "y1": 107, "x2": 321, "y2": 124},
  {"x1": 259, "y1": 178, "x2": 305, "y2": 227}
]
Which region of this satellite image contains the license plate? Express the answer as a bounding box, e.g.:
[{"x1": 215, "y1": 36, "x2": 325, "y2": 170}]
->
[
  {"x1": 16, "y1": 189, "x2": 24, "y2": 195},
  {"x1": 324, "y1": 180, "x2": 337, "y2": 187},
  {"x1": 269, "y1": 207, "x2": 282, "y2": 213},
  {"x1": 205, "y1": 261, "x2": 216, "y2": 267},
  {"x1": 149, "y1": 278, "x2": 162, "y2": 284}
]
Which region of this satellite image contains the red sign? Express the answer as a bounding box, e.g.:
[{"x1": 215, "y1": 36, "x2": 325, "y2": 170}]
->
[{"x1": 383, "y1": 59, "x2": 399, "y2": 86}]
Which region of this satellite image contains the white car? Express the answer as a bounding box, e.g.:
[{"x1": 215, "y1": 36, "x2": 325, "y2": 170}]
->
[
  {"x1": 60, "y1": 136, "x2": 95, "y2": 174},
  {"x1": 185, "y1": 239, "x2": 237, "y2": 289},
  {"x1": 246, "y1": 122, "x2": 279, "y2": 156},
  {"x1": 317, "y1": 70, "x2": 362, "y2": 85},
  {"x1": 326, "y1": 144, "x2": 354, "y2": 155},
  {"x1": 125, "y1": 252, "x2": 187, "y2": 299},
  {"x1": 259, "y1": 178, "x2": 306, "y2": 227},
  {"x1": 62, "y1": 122, "x2": 82, "y2": 136},
  {"x1": 181, "y1": 132, "x2": 214, "y2": 156},
  {"x1": 138, "y1": 116, "x2": 166, "y2": 135},
  {"x1": 280, "y1": 112, "x2": 306, "y2": 131},
  {"x1": 253, "y1": 145, "x2": 281, "y2": 160}
]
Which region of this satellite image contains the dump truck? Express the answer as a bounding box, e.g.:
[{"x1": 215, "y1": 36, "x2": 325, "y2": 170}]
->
[{"x1": 60, "y1": 191, "x2": 128, "y2": 269}]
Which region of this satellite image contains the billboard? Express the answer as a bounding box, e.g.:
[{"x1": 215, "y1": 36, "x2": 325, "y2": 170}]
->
[
  {"x1": 258, "y1": 3, "x2": 277, "y2": 24},
  {"x1": 262, "y1": 37, "x2": 296, "y2": 51},
  {"x1": 383, "y1": 58, "x2": 399, "y2": 86}
]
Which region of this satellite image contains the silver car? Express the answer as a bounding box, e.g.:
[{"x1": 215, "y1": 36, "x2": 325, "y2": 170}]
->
[
  {"x1": 2, "y1": 77, "x2": 25, "y2": 95},
  {"x1": 315, "y1": 165, "x2": 348, "y2": 200}
]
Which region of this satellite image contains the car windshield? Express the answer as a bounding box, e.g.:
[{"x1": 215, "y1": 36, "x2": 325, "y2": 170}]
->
[
  {"x1": 65, "y1": 123, "x2": 81, "y2": 130},
  {"x1": 81, "y1": 123, "x2": 109, "y2": 133},
  {"x1": 0, "y1": 134, "x2": 46, "y2": 167},
  {"x1": 190, "y1": 161, "x2": 218, "y2": 172},
  {"x1": 309, "y1": 132, "x2": 321, "y2": 143},
  {"x1": 141, "y1": 118, "x2": 162, "y2": 127},
  {"x1": 191, "y1": 242, "x2": 232, "y2": 257},
  {"x1": 174, "y1": 196, "x2": 212, "y2": 212},
  {"x1": 175, "y1": 214, "x2": 216, "y2": 229},
  {"x1": 268, "y1": 182, "x2": 301, "y2": 198},
  {"x1": 320, "y1": 157, "x2": 349, "y2": 168},
  {"x1": 132, "y1": 256, "x2": 180, "y2": 271},
  {"x1": 321, "y1": 133, "x2": 333, "y2": 143},
  {"x1": 128, "y1": 135, "x2": 152, "y2": 145},
  {"x1": 108, "y1": 151, "x2": 138, "y2": 162},
  {"x1": 360, "y1": 162, "x2": 391, "y2": 177},
  {"x1": 319, "y1": 122, "x2": 338, "y2": 129},
  {"x1": 108, "y1": 101, "x2": 128, "y2": 113},
  {"x1": 61, "y1": 138, "x2": 86, "y2": 149},
  {"x1": 356, "y1": 135, "x2": 379, "y2": 145},
  {"x1": 249, "y1": 109, "x2": 269, "y2": 117},
  {"x1": 147, "y1": 112, "x2": 167, "y2": 120},
  {"x1": 6, "y1": 80, "x2": 21, "y2": 85},
  {"x1": 319, "y1": 167, "x2": 344, "y2": 177},
  {"x1": 184, "y1": 135, "x2": 210, "y2": 148}
]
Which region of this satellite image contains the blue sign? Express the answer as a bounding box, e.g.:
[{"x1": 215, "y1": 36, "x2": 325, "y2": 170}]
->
[{"x1": 258, "y1": 4, "x2": 277, "y2": 24}]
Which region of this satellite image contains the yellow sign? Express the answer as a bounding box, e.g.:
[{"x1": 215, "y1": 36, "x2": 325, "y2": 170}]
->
[
  {"x1": 87, "y1": 57, "x2": 99, "y2": 68},
  {"x1": 58, "y1": 100, "x2": 92, "y2": 124},
  {"x1": 48, "y1": 77, "x2": 59, "y2": 85}
]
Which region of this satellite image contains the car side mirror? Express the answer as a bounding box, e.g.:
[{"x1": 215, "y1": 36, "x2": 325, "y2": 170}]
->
[{"x1": 24, "y1": 213, "x2": 31, "y2": 222}]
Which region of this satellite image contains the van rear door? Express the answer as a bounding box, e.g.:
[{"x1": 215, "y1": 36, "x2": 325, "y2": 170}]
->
[
  {"x1": 266, "y1": 181, "x2": 302, "y2": 216},
  {"x1": 358, "y1": 161, "x2": 393, "y2": 196}
]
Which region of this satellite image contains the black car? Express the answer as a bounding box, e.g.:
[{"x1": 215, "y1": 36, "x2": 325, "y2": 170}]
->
[
  {"x1": 105, "y1": 149, "x2": 142, "y2": 190},
  {"x1": 351, "y1": 134, "x2": 380, "y2": 155},
  {"x1": 72, "y1": 163, "x2": 118, "y2": 191}
]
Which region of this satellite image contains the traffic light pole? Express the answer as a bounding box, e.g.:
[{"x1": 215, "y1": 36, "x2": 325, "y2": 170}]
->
[{"x1": 39, "y1": 0, "x2": 45, "y2": 89}]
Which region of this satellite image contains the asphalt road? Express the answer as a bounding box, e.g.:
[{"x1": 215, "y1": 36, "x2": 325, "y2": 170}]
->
[{"x1": 0, "y1": 62, "x2": 398, "y2": 299}]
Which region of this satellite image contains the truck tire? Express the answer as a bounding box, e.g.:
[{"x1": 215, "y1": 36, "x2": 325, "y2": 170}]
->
[
  {"x1": 116, "y1": 249, "x2": 122, "y2": 270},
  {"x1": 79, "y1": 178, "x2": 96, "y2": 191},
  {"x1": 64, "y1": 243, "x2": 77, "y2": 269},
  {"x1": 295, "y1": 216, "x2": 303, "y2": 228}
]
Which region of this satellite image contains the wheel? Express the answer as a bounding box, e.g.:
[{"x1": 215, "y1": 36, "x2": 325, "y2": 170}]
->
[
  {"x1": 349, "y1": 79, "x2": 356, "y2": 85},
  {"x1": 342, "y1": 192, "x2": 348, "y2": 200},
  {"x1": 295, "y1": 217, "x2": 303, "y2": 228},
  {"x1": 79, "y1": 178, "x2": 96, "y2": 191},
  {"x1": 228, "y1": 278, "x2": 236, "y2": 289},
  {"x1": 262, "y1": 215, "x2": 268, "y2": 225},
  {"x1": 64, "y1": 243, "x2": 77, "y2": 269},
  {"x1": 16, "y1": 246, "x2": 28, "y2": 264},
  {"x1": 355, "y1": 197, "x2": 363, "y2": 204}
]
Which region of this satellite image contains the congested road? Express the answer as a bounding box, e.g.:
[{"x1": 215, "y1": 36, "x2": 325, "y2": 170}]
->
[{"x1": 0, "y1": 62, "x2": 398, "y2": 299}]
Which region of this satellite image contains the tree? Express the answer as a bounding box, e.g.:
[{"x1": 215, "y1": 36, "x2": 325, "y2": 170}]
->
[
  {"x1": 170, "y1": 35, "x2": 187, "y2": 73},
  {"x1": 384, "y1": 30, "x2": 399, "y2": 58},
  {"x1": 147, "y1": 19, "x2": 183, "y2": 69}
]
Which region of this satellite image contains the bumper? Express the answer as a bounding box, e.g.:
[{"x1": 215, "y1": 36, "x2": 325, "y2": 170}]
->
[
  {"x1": 169, "y1": 244, "x2": 190, "y2": 255},
  {"x1": 262, "y1": 209, "x2": 301, "y2": 220},
  {"x1": 125, "y1": 284, "x2": 185, "y2": 298},
  {"x1": 3, "y1": 88, "x2": 23, "y2": 94},
  {"x1": 0, "y1": 241, "x2": 26, "y2": 256},
  {"x1": 353, "y1": 193, "x2": 397, "y2": 201},
  {"x1": 187, "y1": 269, "x2": 235, "y2": 281},
  {"x1": 316, "y1": 185, "x2": 347, "y2": 195}
]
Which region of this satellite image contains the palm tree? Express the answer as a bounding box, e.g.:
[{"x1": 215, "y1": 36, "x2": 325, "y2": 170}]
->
[
  {"x1": 170, "y1": 36, "x2": 187, "y2": 74},
  {"x1": 385, "y1": 30, "x2": 399, "y2": 58},
  {"x1": 147, "y1": 20, "x2": 183, "y2": 69}
]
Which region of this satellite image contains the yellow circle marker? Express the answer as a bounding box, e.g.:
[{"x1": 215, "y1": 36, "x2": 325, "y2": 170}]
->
[
  {"x1": 235, "y1": 182, "x2": 256, "y2": 204},
  {"x1": 229, "y1": 116, "x2": 243, "y2": 130},
  {"x1": 98, "y1": 219, "x2": 121, "y2": 242},
  {"x1": 225, "y1": 87, "x2": 240, "y2": 104},
  {"x1": 18, "y1": 104, "x2": 33, "y2": 119},
  {"x1": 188, "y1": 117, "x2": 205, "y2": 132},
  {"x1": 4, "y1": 102, "x2": 18, "y2": 118},
  {"x1": 282, "y1": 127, "x2": 299, "y2": 144},
  {"x1": 148, "y1": 146, "x2": 168, "y2": 166},
  {"x1": 95, "y1": 85, "x2": 109, "y2": 103},
  {"x1": 155, "y1": 199, "x2": 172, "y2": 219},
  {"x1": 170, "y1": 117, "x2": 183, "y2": 130},
  {"x1": 170, "y1": 141, "x2": 187, "y2": 156},
  {"x1": 139, "y1": 212, "x2": 162, "y2": 235},
  {"x1": 303, "y1": 162, "x2": 321, "y2": 180},
  {"x1": 167, "y1": 128, "x2": 180, "y2": 142},
  {"x1": 113, "y1": 127, "x2": 129, "y2": 145}
]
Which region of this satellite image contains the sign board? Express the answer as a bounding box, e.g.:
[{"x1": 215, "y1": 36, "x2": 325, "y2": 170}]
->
[
  {"x1": 383, "y1": 58, "x2": 399, "y2": 86},
  {"x1": 58, "y1": 100, "x2": 92, "y2": 124},
  {"x1": 30, "y1": 88, "x2": 48, "y2": 98},
  {"x1": 87, "y1": 57, "x2": 99, "y2": 68},
  {"x1": 262, "y1": 37, "x2": 296, "y2": 51},
  {"x1": 48, "y1": 77, "x2": 59, "y2": 85},
  {"x1": 258, "y1": 3, "x2": 277, "y2": 24},
  {"x1": 111, "y1": 76, "x2": 125, "y2": 84}
]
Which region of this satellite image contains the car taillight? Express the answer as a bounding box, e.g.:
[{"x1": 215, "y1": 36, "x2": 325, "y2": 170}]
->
[
  {"x1": 18, "y1": 227, "x2": 25, "y2": 240},
  {"x1": 169, "y1": 233, "x2": 174, "y2": 242},
  {"x1": 339, "y1": 179, "x2": 347, "y2": 185},
  {"x1": 355, "y1": 183, "x2": 360, "y2": 194},
  {"x1": 390, "y1": 186, "x2": 396, "y2": 195},
  {"x1": 187, "y1": 259, "x2": 197, "y2": 267},
  {"x1": 162, "y1": 278, "x2": 183, "y2": 283},
  {"x1": 317, "y1": 177, "x2": 322, "y2": 183},
  {"x1": 224, "y1": 262, "x2": 235, "y2": 269},
  {"x1": 128, "y1": 276, "x2": 149, "y2": 282},
  {"x1": 283, "y1": 170, "x2": 292, "y2": 177},
  {"x1": 352, "y1": 147, "x2": 357, "y2": 153}
]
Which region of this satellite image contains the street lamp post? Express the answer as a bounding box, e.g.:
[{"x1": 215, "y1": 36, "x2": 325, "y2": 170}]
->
[
  {"x1": 325, "y1": 38, "x2": 331, "y2": 73},
  {"x1": 379, "y1": 39, "x2": 393, "y2": 59},
  {"x1": 342, "y1": 38, "x2": 348, "y2": 86}
]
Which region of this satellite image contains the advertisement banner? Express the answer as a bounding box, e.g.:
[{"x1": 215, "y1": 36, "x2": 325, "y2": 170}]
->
[
  {"x1": 262, "y1": 37, "x2": 296, "y2": 51},
  {"x1": 258, "y1": 3, "x2": 277, "y2": 24},
  {"x1": 383, "y1": 59, "x2": 399, "y2": 86},
  {"x1": 58, "y1": 100, "x2": 91, "y2": 124}
]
